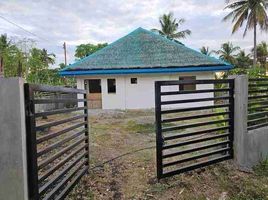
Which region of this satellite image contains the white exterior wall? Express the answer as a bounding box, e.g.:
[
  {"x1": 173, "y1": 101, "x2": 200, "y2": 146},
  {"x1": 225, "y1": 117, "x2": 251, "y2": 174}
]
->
[{"x1": 76, "y1": 72, "x2": 215, "y2": 110}]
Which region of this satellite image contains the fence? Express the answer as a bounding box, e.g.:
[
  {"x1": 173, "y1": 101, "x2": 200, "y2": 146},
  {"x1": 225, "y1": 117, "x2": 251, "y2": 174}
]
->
[
  {"x1": 1, "y1": 76, "x2": 268, "y2": 199},
  {"x1": 24, "y1": 84, "x2": 89, "y2": 200},
  {"x1": 248, "y1": 78, "x2": 268, "y2": 131},
  {"x1": 34, "y1": 93, "x2": 77, "y2": 113},
  {"x1": 155, "y1": 79, "x2": 234, "y2": 179}
]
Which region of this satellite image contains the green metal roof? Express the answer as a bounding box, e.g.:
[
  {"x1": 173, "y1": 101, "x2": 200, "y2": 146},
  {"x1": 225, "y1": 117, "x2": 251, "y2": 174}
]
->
[{"x1": 63, "y1": 27, "x2": 229, "y2": 71}]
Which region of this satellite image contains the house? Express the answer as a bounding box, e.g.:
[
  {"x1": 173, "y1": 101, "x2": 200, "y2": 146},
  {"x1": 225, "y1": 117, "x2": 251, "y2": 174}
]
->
[{"x1": 60, "y1": 27, "x2": 232, "y2": 109}]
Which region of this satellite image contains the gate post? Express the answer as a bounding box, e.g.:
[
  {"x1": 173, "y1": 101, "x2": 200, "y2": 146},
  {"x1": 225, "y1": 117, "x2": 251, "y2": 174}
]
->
[
  {"x1": 0, "y1": 78, "x2": 29, "y2": 200},
  {"x1": 155, "y1": 82, "x2": 163, "y2": 180},
  {"x1": 230, "y1": 75, "x2": 249, "y2": 171}
]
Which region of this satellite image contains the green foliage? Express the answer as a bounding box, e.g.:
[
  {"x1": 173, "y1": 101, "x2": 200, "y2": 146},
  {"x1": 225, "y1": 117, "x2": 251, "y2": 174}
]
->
[
  {"x1": 27, "y1": 68, "x2": 75, "y2": 86},
  {"x1": 125, "y1": 120, "x2": 155, "y2": 134},
  {"x1": 215, "y1": 108, "x2": 228, "y2": 129},
  {"x1": 236, "y1": 50, "x2": 252, "y2": 69},
  {"x1": 215, "y1": 42, "x2": 240, "y2": 65},
  {"x1": 247, "y1": 66, "x2": 266, "y2": 78},
  {"x1": 223, "y1": 0, "x2": 268, "y2": 36},
  {"x1": 1, "y1": 34, "x2": 74, "y2": 86},
  {"x1": 223, "y1": 0, "x2": 268, "y2": 64},
  {"x1": 200, "y1": 46, "x2": 213, "y2": 56},
  {"x1": 254, "y1": 158, "x2": 268, "y2": 177},
  {"x1": 228, "y1": 182, "x2": 266, "y2": 200},
  {"x1": 152, "y1": 12, "x2": 191, "y2": 42},
  {"x1": 75, "y1": 43, "x2": 108, "y2": 59},
  {"x1": 221, "y1": 66, "x2": 266, "y2": 80},
  {"x1": 252, "y1": 41, "x2": 268, "y2": 68}
]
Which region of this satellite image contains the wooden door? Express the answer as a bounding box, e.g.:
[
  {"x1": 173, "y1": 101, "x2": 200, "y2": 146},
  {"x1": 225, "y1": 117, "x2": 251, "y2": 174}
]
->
[{"x1": 87, "y1": 79, "x2": 102, "y2": 109}]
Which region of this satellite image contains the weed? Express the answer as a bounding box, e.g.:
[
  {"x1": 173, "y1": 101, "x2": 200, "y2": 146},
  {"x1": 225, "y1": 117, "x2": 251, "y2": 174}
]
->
[{"x1": 254, "y1": 158, "x2": 268, "y2": 177}]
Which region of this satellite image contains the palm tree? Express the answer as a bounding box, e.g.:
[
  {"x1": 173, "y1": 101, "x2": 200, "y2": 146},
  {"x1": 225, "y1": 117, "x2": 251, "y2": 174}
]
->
[
  {"x1": 216, "y1": 42, "x2": 240, "y2": 65},
  {"x1": 236, "y1": 50, "x2": 252, "y2": 68},
  {"x1": 200, "y1": 46, "x2": 213, "y2": 56},
  {"x1": 41, "y1": 48, "x2": 55, "y2": 66},
  {"x1": 152, "y1": 12, "x2": 191, "y2": 41},
  {"x1": 252, "y1": 41, "x2": 268, "y2": 67},
  {"x1": 223, "y1": 0, "x2": 268, "y2": 66}
]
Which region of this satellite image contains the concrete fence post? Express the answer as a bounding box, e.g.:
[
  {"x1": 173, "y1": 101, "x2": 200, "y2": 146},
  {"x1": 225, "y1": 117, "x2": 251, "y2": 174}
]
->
[
  {"x1": 229, "y1": 75, "x2": 250, "y2": 171},
  {"x1": 0, "y1": 77, "x2": 28, "y2": 200}
]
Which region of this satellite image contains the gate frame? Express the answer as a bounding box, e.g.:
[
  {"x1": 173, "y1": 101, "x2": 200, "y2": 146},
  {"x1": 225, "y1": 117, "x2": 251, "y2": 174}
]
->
[
  {"x1": 155, "y1": 79, "x2": 235, "y2": 180},
  {"x1": 24, "y1": 83, "x2": 89, "y2": 200}
]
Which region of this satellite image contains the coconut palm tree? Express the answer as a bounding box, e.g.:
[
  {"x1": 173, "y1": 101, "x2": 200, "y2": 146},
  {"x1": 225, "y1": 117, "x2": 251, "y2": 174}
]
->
[
  {"x1": 152, "y1": 12, "x2": 191, "y2": 41},
  {"x1": 236, "y1": 50, "x2": 252, "y2": 68},
  {"x1": 200, "y1": 46, "x2": 213, "y2": 56},
  {"x1": 216, "y1": 42, "x2": 240, "y2": 65},
  {"x1": 252, "y1": 41, "x2": 268, "y2": 67},
  {"x1": 41, "y1": 48, "x2": 55, "y2": 66},
  {"x1": 223, "y1": 0, "x2": 268, "y2": 66}
]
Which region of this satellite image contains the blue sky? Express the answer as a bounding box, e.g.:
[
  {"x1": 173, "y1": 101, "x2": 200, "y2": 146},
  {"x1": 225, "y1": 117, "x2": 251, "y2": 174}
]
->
[{"x1": 0, "y1": 0, "x2": 267, "y2": 67}]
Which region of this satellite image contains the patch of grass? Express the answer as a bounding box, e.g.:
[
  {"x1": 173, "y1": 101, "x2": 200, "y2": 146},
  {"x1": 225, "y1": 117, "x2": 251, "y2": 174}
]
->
[
  {"x1": 125, "y1": 120, "x2": 155, "y2": 134},
  {"x1": 228, "y1": 180, "x2": 267, "y2": 200},
  {"x1": 124, "y1": 120, "x2": 178, "y2": 134},
  {"x1": 254, "y1": 158, "x2": 268, "y2": 177}
]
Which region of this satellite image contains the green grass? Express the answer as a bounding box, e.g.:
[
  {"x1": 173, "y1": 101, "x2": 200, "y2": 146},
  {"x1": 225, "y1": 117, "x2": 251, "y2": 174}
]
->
[
  {"x1": 254, "y1": 158, "x2": 268, "y2": 177},
  {"x1": 228, "y1": 180, "x2": 267, "y2": 200},
  {"x1": 124, "y1": 120, "x2": 155, "y2": 134},
  {"x1": 124, "y1": 120, "x2": 178, "y2": 134}
]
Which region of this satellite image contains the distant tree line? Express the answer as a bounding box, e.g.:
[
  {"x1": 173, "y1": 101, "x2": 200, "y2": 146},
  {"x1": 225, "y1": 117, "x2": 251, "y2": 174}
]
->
[
  {"x1": 1, "y1": 0, "x2": 267, "y2": 85},
  {"x1": 0, "y1": 34, "x2": 75, "y2": 86},
  {"x1": 200, "y1": 41, "x2": 268, "y2": 77}
]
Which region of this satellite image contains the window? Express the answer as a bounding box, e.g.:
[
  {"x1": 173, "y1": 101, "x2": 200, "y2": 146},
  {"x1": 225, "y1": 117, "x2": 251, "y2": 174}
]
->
[
  {"x1": 88, "y1": 79, "x2": 101, "y2": 93},
  {"x1": 131, "y1": 78, "x2": 137, "y2": 84},
  {"x1": 179, "y1": 76, "x2": 196, "y2": 91},
  {"x1": 107, "y1": 79, "x2": 116, "y2": 93}
]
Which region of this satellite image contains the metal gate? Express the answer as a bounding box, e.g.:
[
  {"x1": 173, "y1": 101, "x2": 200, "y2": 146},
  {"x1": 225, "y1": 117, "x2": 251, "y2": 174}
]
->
[
  {"x1": 24, "y1": 84, "x2": 89, "y2": 200},
  {"x1": 155, "y1": 79, "x2": 234, "y2": 179}
]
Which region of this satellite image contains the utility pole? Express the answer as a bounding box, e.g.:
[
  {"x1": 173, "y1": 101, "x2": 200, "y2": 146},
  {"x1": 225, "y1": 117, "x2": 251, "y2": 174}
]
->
[
  {"x1": 0, "y1": 57, "x2": 4, "y2": 78},
  {"x1": 63, "y1": 42, "x2": 67, "y2": 66}
]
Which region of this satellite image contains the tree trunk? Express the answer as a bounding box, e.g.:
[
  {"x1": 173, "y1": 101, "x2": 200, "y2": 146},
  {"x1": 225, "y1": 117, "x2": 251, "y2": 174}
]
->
[{"x1": 253, "y1": 18, "x2": 257, "y2": 66}]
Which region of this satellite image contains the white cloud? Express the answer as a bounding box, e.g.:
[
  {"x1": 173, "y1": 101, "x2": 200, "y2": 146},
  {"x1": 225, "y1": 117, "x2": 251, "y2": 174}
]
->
[{"x1": 0, "y1": 0, "x2": 267, "y2": 66}]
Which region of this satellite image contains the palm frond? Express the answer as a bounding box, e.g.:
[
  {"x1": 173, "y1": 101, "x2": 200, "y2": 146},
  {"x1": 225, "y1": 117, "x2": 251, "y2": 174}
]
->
[{"x1": 172, "y1": 29, "x2": 191, "y2": 39}]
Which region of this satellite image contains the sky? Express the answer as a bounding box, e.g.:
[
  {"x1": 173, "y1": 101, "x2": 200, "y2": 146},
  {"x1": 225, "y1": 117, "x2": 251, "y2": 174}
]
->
[{"x1": 0, "y1": 0, "x2": 267, "y2": 68}]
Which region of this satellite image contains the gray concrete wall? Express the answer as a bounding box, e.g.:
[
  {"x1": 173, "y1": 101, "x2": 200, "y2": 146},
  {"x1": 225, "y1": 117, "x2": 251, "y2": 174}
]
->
[
  {"x1": 246, "y1": 127, "x2": 268, "y2": 169},
  {"x1": 0, "y1": 78, "x2": 28, "y2": 200},
  {"x1": 233, "y1": 75, "x2": 268, "y2": 171}
]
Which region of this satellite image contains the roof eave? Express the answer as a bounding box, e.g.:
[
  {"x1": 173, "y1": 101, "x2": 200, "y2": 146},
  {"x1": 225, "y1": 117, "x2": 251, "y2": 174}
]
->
[{"x1": 59, "y1": 65, "x2": 233, "y2": 77}]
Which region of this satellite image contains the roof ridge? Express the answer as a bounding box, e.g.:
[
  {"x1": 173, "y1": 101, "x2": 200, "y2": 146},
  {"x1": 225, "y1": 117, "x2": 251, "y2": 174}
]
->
[{"x1": 61, "y1": 27, "x2": 145, "y2": 71}]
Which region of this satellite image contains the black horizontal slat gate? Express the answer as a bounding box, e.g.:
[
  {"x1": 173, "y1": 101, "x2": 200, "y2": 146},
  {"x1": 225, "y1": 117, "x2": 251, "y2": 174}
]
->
[
  {"x1": 155, "y1": 79, "x2": 234, "y2": 179},
  {"x1": 24, "y1": 83, "x2": 89, "y2": 200}
]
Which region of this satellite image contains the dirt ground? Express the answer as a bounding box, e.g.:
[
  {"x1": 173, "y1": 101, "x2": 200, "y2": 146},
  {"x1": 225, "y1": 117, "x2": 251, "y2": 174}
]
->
[{"x1": 62, "y1": 110, "x2": 268, "y2": 200}]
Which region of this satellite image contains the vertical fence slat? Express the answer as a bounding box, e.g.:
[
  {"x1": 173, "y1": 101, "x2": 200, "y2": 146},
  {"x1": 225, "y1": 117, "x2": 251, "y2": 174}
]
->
[
  {"x1": 24, "y1": 83, "x2": 39, "y2": 200},
  {"x1": 84, "y1": 91, "x2": 89, "y2": 168},
  {"x1": 155, "y1": 82, "x2": 163, "y2": 180},
  {"x1": 228, "y1": 79, "x2": 235, "y2": 158}
]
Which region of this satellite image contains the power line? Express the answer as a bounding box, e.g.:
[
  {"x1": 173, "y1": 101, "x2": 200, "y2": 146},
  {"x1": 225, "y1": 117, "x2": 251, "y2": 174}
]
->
[
  {"x1": 0, "y1": 15, "x2": 50, "y2": 42},
  {"x1": 0, "y1": 15, "x2": 70, "y2": 65}
]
